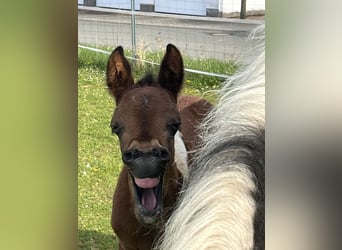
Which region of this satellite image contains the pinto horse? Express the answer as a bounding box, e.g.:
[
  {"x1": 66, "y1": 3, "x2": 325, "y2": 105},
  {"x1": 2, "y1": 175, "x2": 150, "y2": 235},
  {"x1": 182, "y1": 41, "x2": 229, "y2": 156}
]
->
[
  {"x1": 106, "y1": 44, "x2": 212, "y2": 250},
  {"x1": 157, "y1": 25, "x2": 265, "y2": 250}
]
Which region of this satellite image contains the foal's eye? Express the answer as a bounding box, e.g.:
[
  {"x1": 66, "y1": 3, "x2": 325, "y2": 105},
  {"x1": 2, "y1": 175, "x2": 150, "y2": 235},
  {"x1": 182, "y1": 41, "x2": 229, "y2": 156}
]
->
[
  {"x1": 111, "y1": 122, "x2": 122, "y2": 136},
  {"x1": 167, "y1": 121, "x2": 180, "y2": 136}
]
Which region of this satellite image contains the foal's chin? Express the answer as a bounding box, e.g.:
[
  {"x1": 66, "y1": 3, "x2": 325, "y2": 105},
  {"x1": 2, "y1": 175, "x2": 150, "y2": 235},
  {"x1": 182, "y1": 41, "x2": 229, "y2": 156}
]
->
[{"x1": 135, "y1": 204, "x2": 162, "y2": 225}]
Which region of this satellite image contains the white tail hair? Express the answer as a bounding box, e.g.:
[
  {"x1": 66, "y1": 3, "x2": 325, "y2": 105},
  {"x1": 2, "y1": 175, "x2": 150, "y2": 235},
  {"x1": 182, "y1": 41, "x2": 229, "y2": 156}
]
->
[{"x1": 155, "y1": 24, "x2": 265, "y2": 250}]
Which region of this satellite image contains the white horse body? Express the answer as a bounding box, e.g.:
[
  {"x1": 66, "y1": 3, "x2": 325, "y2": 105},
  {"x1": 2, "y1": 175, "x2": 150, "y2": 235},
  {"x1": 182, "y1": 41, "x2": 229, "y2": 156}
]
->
[{"x1": 156, "y1": 25, "x2": 265, "y2": 250}]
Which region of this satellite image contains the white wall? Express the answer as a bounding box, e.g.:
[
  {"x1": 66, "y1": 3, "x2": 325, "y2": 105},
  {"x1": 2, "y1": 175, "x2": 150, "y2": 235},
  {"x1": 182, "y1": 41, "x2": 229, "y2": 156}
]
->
[
  {"x1": 220, "y1": 0, "x2": 265, "y2": 13},
  {"x1": 140, "y1": 0, "x2": 154, "y2": 4},
  {"x1": 79, "y1": 0, "x2": 265, "y2": 16},
  {"x1": 96, "y1": 0, "x2": 141, "y2": 10},
  {"x1": 155, "y1": 0, "x2": 207, "y2": 16}
]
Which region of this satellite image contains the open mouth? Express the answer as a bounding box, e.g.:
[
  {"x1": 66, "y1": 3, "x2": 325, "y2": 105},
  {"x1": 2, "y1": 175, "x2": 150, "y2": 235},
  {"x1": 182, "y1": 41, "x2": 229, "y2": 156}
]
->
[{"x1": 130, "y1": 173, "x2": 164, "y2": 220}]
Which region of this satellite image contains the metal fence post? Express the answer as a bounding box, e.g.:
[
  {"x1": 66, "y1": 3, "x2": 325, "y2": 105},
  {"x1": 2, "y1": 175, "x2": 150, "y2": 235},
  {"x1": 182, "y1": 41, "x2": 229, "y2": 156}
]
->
[
  {"x1": 240, "y1": 0, "x2": 246, "y2": 19},
  {"x1": 131, "y1": 0, "x2": 136, "y2": 58}
]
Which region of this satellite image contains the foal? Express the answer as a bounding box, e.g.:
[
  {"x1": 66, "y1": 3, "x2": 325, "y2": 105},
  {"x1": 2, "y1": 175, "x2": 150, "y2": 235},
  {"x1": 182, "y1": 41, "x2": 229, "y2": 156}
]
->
[{"x1": 106, "y1": 44, "x2": 212, "y2": 249}]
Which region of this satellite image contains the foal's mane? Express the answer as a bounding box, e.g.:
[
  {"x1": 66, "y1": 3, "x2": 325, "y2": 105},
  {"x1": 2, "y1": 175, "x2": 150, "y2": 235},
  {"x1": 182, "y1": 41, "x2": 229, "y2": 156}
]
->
[
  {"x1": 135, "y1": 73, "x2": 158, "y2": 88},
  {"x1": 134, "y1": 73, "x2": 176, "y2": 101}
]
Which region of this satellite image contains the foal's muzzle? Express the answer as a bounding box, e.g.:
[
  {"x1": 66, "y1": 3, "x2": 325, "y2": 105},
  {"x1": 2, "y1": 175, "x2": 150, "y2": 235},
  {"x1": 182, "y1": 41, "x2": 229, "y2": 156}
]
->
[
  {"x1": 122, "y1": 148, "x2": 170, "y2": 178},
  {"x1": 122, "y1": 147, "x2": 170, "y2": 224}
]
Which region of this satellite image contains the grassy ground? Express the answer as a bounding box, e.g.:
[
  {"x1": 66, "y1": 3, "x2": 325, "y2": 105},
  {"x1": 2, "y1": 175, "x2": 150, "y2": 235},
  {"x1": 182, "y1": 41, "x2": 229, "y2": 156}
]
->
[{"x1": 78, "y1": 47, "x2": 236, "y2": 249}]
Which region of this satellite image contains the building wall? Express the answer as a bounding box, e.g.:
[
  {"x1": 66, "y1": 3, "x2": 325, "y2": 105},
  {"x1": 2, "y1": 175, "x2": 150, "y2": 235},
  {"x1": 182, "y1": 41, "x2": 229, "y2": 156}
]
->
[
  {"x1": 79, "y1": 0, "x2": 265, "y2": 16},
  {"x1": 155, "y1": 0, "x2": 207, "y2": 16},
  {"x1": 96, "y1": 0, "x2": 141, "y2": 10},
  {"x1": 220, "y1": 0, "x2": 264, "y2": 14}
]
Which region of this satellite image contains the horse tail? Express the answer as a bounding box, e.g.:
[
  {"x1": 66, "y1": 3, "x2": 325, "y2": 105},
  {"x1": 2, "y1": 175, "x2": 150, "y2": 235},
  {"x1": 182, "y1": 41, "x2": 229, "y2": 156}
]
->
[{"x1": 155, "y1": 24, "x2": 265, "y2": 250}]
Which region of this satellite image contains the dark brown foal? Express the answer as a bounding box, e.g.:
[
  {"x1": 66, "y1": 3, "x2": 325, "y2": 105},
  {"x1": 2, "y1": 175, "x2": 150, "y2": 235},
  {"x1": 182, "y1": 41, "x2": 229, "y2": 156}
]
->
[{"x1": 106, "y1": 44, "x2": 212, "y2": 250}]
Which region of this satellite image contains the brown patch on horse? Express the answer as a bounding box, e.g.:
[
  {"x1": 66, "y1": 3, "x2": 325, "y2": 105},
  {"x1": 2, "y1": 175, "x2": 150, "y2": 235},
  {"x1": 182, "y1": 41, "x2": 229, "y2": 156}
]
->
[
  {"x1": 106, "y1": 44, "x2": 212, "y2": 250},
  {"x1": 178, "y1": 95, "x2": 213, "y2": 162}
]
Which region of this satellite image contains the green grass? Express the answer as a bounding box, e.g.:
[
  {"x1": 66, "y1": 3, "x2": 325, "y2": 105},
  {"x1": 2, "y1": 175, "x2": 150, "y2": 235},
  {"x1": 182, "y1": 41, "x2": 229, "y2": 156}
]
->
[
  {"x1": 78, "y1": 47, "x2": 236, "y2": 249},
  {"x1": 78, "y1": 66, "x2": 120, "y2": 249}
]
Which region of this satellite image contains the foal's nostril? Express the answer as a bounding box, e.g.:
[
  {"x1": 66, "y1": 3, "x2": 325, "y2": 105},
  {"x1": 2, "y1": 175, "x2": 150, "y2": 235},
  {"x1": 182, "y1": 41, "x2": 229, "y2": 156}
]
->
[
  {"x1": 150, "y1": 148, "x2": 170, "y2": 162},
  {"x1": 122, "y1": 149, "x2": 143, "y2": 164},
  {"x1": 122, "y1": 151, "x2": 133, "y2": 164},
  {"x1": 159, "y1": 149, "x2": 170, "y2": 161}
]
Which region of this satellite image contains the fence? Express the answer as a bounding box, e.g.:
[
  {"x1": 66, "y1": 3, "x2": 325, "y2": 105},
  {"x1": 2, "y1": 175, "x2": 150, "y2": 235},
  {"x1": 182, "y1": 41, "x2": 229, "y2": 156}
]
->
[{"x1": 78, "y1": 2, "x2": 264, "y2": 75}]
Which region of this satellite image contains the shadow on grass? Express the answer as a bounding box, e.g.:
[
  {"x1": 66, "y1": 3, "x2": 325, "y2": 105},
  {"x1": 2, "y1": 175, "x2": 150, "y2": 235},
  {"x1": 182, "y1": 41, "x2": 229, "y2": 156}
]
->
[{"x1": 78, "y1": 230, "x2": 118, "y2": 250}]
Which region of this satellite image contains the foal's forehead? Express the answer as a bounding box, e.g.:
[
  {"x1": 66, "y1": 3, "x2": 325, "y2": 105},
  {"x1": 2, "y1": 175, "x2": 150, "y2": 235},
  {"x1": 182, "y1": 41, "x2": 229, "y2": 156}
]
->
[{"x1": 119, "y1": 87, "x2": 176, "y2": 110}]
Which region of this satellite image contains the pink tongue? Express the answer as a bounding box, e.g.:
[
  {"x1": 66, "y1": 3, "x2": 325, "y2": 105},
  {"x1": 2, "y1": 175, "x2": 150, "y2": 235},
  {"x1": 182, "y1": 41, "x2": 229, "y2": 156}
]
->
[
  {"x1": 134, "y1": 177, "x2": 160, "y2": 188},
  {"x1": 141, "y1": 188, "x2": 157, "y2": 210},
  {"x1": 134, "y1": 177, "x2": 159, "y2": 210}
]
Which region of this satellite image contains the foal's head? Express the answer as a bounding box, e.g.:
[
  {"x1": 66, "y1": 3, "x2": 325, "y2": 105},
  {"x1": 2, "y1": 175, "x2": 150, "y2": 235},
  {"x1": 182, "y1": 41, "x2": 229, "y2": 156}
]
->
[{"x1": 106, "y1": 44, "x2": 184, "y2": 225}]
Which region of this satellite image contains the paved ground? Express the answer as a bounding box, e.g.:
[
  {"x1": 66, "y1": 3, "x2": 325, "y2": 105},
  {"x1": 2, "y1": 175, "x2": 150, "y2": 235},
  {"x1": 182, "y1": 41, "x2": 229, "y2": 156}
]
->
[{"x1": 78, "y1": 6, "x2": 264, "y2": 61}]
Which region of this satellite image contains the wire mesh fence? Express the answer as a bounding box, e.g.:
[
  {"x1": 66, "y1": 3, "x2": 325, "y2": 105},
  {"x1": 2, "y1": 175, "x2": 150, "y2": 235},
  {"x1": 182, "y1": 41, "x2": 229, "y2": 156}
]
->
[{"x1": 78, "y1": 2, "x2": 264, "y2": 64}]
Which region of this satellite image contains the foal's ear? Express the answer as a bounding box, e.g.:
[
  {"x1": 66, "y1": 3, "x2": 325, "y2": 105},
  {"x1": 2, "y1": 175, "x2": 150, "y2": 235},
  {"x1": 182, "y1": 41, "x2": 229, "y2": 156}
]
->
[
  {"x1": 106, "y1": 46, "x2": 134, "y2": 103},
  {"x1": 157, "y1": 44, "x2": 184, "y2": 100}
]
